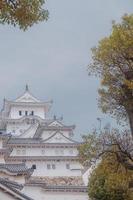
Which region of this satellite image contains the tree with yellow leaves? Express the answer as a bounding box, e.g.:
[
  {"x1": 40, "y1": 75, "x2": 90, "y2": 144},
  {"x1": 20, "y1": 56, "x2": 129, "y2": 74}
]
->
[
  {"x1": 88, "y1": 154, "x2": 133, "y2": 200},
  {"x1": 89, "y1": 14, "x2": 133, "y2": 137},
  {"x1": 0, "y1": 0, "x2": 49, "y2": 30}
]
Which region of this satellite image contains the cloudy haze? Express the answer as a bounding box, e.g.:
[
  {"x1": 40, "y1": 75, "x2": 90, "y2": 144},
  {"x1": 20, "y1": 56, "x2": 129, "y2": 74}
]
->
[{"x1": 0, "y1": 0, "x2": 132, "y2": 139}]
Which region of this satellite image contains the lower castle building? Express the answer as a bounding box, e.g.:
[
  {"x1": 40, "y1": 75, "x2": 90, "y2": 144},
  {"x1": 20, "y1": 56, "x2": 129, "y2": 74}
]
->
[{"x1": 0, "y1": 86, "x2": 88, "y2": 200}]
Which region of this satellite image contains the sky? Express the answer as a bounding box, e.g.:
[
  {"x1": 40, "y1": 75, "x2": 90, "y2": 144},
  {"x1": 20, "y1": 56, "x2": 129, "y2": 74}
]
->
[{"x1": 0, "y1": 0, "x2": 132, "y2": 139}]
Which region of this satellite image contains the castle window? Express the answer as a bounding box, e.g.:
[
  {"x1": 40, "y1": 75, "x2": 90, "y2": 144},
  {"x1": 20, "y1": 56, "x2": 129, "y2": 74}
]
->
[
  {"x1": 66, "y1": 163, "x2": 70, "y2": 169},
  {"x1": 52, "y1": 164, "x2": 56, "y2": 169},
  {"x1": 42, "y1": 149, "x2": 45, "y2": 155},
  {"x1": 16, "y1": 149, "x2": 21, "y2": 155},
  {"x1": 25, "y1": 111, "x2": 28, "y2": 116},
  {"x1": 19, "y1": 111, "x2": 22, "y2": 116},
  {"x1": 47, "y1": 164, "x2": 51, "y2": 169},
  {"x1": 31, "y1": 111, "x2": 34, "y2": 116},
  {"x1": 22, "y1": 149, "x2": 26, "y2": 155},
  {"x1": 32, "y1": 164, "x2": 36, "y2": 169}
]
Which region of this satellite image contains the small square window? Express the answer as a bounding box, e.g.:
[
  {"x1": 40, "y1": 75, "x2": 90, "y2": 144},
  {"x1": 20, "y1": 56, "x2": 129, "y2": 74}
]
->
[
  {"x1": 31, "y1": 111, "x2": 34, "y2": 116},
  {"x1": 32, "y1": 164, "x2": 36, "y2": 169},
  {"x1": 52, "y1": 164, "x2": 56, "y2": 169},
  {"x1": 66, "y1": 163, "x2": 70, "y2": 169},
  {"x1": 42, "y1": 149, "x2": 45, "y2": 155},
  {"x1": 25, "y1": 111, "x2": 28, "y2": 116},
  {"x1": 19, "y1": 111, "x2": 22, "y2": 116},
  {"x1": 47, "y1": 164, "x2": 51, "y2": 169}
]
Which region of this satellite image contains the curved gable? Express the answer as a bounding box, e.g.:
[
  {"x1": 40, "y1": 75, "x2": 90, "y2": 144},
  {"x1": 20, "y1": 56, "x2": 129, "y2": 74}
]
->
[{"x1": 42, "y1": 131, "x2": 79, "y2": 144}]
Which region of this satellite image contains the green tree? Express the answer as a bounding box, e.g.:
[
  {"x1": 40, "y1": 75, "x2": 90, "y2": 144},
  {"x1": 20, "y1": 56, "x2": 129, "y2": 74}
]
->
[
  {"x1": 88, "y1": 154, "x2": 133, "y2": 200},
  {"x1": 88, "y1": 14, "x2": 133, "y2": 137},
  {"x1": 0, "y1": 0, "x2": 49, "y2": 30}
]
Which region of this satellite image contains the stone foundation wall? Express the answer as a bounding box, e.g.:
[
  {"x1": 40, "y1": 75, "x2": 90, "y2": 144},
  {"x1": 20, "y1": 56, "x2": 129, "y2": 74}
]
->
[{"x1": 27, "y1": 176, "x2": 85, "y2": 186}]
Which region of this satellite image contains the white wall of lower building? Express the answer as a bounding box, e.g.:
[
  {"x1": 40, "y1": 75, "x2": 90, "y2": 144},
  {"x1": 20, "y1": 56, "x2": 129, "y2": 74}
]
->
[
  {"x1": 0, "y1": 189, "x2": 17, "y2": 200},
  {"x1": 26, "y1": 160, "x2": 82, "y2": 177},
  {"x1": 0, "y1": 156, "x2": 5, "y2": 163},
  {"x1": 82, "y1": 167, "x2": 93, "y2": 186},
  {"x1": 10, "y1": 147, "x2": 78, "y2": 157},
  {"x1": 0, "y1": 139, "x2": 3, "y2": 148}
]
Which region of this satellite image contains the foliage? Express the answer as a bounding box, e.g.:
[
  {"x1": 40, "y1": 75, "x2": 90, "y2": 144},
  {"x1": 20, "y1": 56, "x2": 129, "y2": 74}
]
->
[
  {"x1": 85, "y1": 13, "x2": 133, "y2": 200},
  {"x1": 79, "y1": 129, "x2": 133, "y2": 170},
  {"x1": 88, "y1": 155, "x2": 133, "y2": 200},
  {"x1": 88, "y1": 14, "x2": 133, "y2": 135},
  {"x1": 0, "y1": 0, "x2": 49, "y2": 30}
]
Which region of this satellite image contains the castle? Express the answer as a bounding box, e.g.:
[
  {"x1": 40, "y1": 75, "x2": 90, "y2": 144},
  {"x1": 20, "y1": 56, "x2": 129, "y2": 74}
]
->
[{"x1": 0, "y1": 86, "x2": 88, "y2": 200}]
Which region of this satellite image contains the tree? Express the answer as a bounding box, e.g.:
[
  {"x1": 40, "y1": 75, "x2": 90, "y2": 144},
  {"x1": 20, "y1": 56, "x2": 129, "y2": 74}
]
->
[
  {"x1": 79, "y1": 129, "x2": 133, "y2": 171},
  {"x1": 88, "y1": 154, "x2": 133, "y2": 200},
  {"x1": 0, "y1": 0, "x2": 49, "y2": 30},
  {"x1": 88, "y1": 14, "x2": 133, "y2": 137}
]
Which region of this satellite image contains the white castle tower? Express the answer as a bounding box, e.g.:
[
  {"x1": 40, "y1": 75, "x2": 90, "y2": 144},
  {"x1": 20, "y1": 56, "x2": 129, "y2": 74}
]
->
[{"x1": 0, "y1": 86, "x2": 88, "y2": 200}]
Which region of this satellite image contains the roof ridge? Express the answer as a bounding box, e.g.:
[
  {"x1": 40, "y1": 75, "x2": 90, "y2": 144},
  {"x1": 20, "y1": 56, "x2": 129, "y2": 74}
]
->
[{"x1": 0, "y1": 178, "x2": 34, "y2": 200}]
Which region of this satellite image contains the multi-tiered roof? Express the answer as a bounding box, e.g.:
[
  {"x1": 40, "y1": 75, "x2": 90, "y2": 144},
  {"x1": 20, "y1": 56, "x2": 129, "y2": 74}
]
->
[{"x1": 0, "y1": 86, "x2": 88, "y2": 200}]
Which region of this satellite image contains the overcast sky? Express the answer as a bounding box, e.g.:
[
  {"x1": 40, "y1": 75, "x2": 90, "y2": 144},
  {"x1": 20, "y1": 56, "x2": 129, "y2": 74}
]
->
[{"x1": 0, "y1": 0, "x2": 132, "y2": 139}]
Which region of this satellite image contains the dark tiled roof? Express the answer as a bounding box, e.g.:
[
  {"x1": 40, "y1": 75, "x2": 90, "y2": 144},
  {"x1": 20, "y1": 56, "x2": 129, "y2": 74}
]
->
[
  {"x1": 34, "y1": 124, "x2": 75, "y2": 138},
  {"x1": 7, "y1": 137, "x2": 81, "y2": 146},
  {"x1": 0, "y1": 178, "x2": 23, "y2": 190},
  {"x1": 8, "y1": 138, "x2": 41, "y2": 144},
  {"x1": 0, "y1": 178, "x2": 34, "y2": 200},
  {"x1": 43, "y1": 185, "x2": 88, "y2": 193},
  {"x1": 7, "y1": 156, "x2": 79, "y2": 161},
  {"x1": 0, "y1": 163, "x2": 33, "y2": 175},
  {"x1": 0, "y1": 132, "x2": 11, "y2": 138}
]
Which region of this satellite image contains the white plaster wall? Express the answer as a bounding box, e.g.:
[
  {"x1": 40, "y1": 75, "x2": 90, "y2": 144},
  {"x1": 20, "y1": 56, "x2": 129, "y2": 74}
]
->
[
  {"x1": 9, "y1": 106, "x2": 45, "y2": 119},
  {"x1": 42, "y1": 132, "x2": 73, "y2": 143},
  {"x1": 0, "y1": 155, "x2": 5, "y2": 163},
  {"x1": 41, "y1": 131, "x2": 55, "y2": 140},
  {"x1": 0, "y1": 139, "x2": 3, "y2": 148},
  {"x1": 10, "y1": 147, "x2": 78, "y2": 157},
  {"x1": 82, "y1": 167, "x2": 93, "y2": 186},
  {"x1": 18, "y1": 123, "x2": 38, "y2": 138},
  {"x1": 26, "y1": 161, "x2": 82, "y2": 177},
  {"x1": 60, "y1": 130, "x2": 72, "y2": 138},
  {"x1": 41, "y1": 130, "x2": 71, "y2": 140},
  {"x1": 23, "y1": 186, "x2": 88, "y2": 200},
  {"x1": 49, "y1": 121, "x2": 63, "y2": 126},
  {"x1": 0, "y1": 189, "x2": 17, "y2": 200}
]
